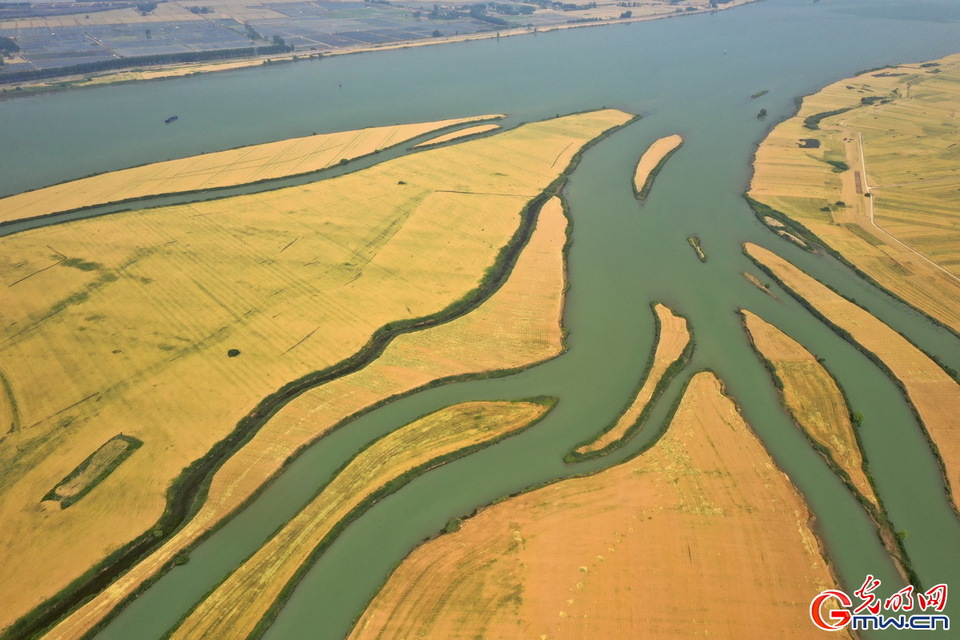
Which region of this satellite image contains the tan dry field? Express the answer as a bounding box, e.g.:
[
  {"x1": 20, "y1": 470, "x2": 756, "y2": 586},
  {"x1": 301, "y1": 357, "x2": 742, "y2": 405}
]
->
[
  {"x1": 632, "y1": 133, "x2": 683, "y2": 196},
  {"x1": 349, "y1": 371, "x2": 848, "y2": 640},
  {"x1": 412, "y1": 124, "x2": 501, "y2": 149},
  {"x1": 0, "y1": 109, "x2": 631, "y2": 634},
  {"x1": 741, "y1": 309, "x2": 877, "y2": 509},
  {"x1": 36, "y1": 192, "x2": 569, "y2": 640},
  {"x1": 575, "y1": 303, "x2": 689, "y2": 455},
  {"x1": 745, "y1": 242, "x2": 960, "y2": 514},
  {"x1": 169, "y1": 400, "x2": 550, "y2": 640},
  {"x1": 0, "y1": 115, "x2": 503, "y2": 224},
  {"x1": 50, "y1": 437, "x2": 131, "y2": 501},
  {"x1": 749, "y1": 53, "x2": 960, "y2": 333}
]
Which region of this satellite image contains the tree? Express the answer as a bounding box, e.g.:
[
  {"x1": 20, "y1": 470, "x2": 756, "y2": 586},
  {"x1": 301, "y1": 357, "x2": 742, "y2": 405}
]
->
[
  {"x1": 619, "y1": 10, "x2": 632, "y2": 18},
  {"x1": 756, "y1": 108, "x2": 767, "y2": 120},
  {"x1": 432, "y1": 29, "x2": 442, "y2": 37}
]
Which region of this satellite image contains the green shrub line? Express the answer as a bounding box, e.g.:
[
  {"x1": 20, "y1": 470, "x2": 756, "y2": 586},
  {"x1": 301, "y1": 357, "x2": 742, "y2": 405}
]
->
[
  {"x1": 237, "y1": 396, "x2": 559, "y2": 640},
  {"x1": 3, "y1": 110, "x2": 639, "y2": 640},
  {"x1": 633, "y1": 140, "x2": 683, "y2": 201},
  {"x1": 803, "y1": 107, "x2": 853, "y2": 130},
  {"x1": 339, "y1": 367, "x2": 702, "y2": 638},
  {"x1": 0, "y1": 115, "x2": 507, "y2": 234},
  {"x1": 743, "y1": 248, "x2": 958, "y2": 524},
  {"x1": 41, "y1": 434, "x2": 144, "y2": 509},
  {"x1": 564, "y1": 302, "x2": 694, "y2": 463},
  {"x1": 735, "y1": 309, "x2": 917, "y2": 585},
  {"x1": 0, "y1": 368, "x2": 21, "y2": 434}
]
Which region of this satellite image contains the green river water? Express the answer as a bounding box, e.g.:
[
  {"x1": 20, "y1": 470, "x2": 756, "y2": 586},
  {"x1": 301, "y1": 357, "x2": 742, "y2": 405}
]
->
[{"x1": 1, "y1": 0, "x2": 960, "y2": 637}]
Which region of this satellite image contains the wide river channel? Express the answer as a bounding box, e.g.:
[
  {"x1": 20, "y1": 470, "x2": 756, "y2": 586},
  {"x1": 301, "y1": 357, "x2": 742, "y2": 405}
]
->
[{"x1": 2, "y1": 0, "x2": 960, "y2": 637}]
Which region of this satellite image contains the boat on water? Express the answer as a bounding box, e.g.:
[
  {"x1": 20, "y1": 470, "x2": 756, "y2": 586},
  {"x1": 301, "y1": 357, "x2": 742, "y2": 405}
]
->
[{"x1": 165, "y1": 115, "x2": 179, "y2": 123}]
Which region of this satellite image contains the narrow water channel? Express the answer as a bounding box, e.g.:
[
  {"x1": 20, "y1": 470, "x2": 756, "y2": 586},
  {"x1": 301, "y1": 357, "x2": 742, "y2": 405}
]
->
[{"x1": 2, "y1": 0, "x2": 959, "y2": 637}]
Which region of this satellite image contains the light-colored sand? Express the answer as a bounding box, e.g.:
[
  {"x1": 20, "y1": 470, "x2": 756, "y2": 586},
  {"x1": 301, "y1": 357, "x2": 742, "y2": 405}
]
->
[
  {"x1": 633, "y1": 133, "x2": 683, "y2": 197},
  {"x1": 741, "y1": 309, "x2": 877, "y2": 508},
  {"x1": 0, "y1": 110, "x2": 631, "y2": 635},
  {"x1": 749, "y1": 53, "x2": 960, "y2": 333},
  {"x1": 168, "y1": 400, "x2": 550, "y2": 640},
  {"x1": 412, "y1": 124, "x2": 501, "y2": 149},
  {"x1": 349, "y1": 372, "x2": 848, "y2": 640},
  {"x1": 575, "y1": 303, "x2": 689, "y2": 455},
  {"x1": 0, "y1": 115, "x2": 503, "y2": 224},
  {"x1": 38, "y1": 195, "x2": 570, "y2": 640},
  {"x1": 746, "y1": 242, "x2": 960, "y2": 513}
]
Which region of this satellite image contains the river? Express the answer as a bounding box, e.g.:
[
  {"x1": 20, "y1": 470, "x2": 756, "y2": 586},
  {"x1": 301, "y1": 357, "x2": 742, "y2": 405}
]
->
[{"x1": 1, "y1": 0, "x2": 959, "y2": 638}]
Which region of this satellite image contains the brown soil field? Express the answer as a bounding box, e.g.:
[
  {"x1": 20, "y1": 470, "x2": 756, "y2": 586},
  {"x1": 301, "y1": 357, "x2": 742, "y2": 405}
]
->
[
  {"x1": 575, "y1": 303, "x2": 689, "y2": 455},
  {"x1": 741, "y1": 309, "x2": 877, "y2": 509},
  {"x1": 0, "y1": 110, "x2": 631, "y2": 635},
  {"x1": 632, "y1": 133, "x2": 682, "y2": 197},
  {"x1": 412, "y1": 124, "x2": 501, "y2": 148},
  {"x1": 37, "y1": 195, "x2": 570, "y2": 640},
  {"x1": 168, "y1": 400, "x2": 550, "y2": 640},
  {"x1": 745, "y1": 242, "x2": 960, "y2": 513},
  {"x1": 749, "y1": 53, "x2": 960, "y2": 333},
  {"x1": 0, "y1": 115, "x2": 503, "y2": 224},
  {"x1": 349, "y1": 372, "x2": 848, "y2": 640}
]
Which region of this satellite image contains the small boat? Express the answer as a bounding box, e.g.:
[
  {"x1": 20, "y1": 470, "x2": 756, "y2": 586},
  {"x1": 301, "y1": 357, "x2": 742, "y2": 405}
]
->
[{"x1": 165, "y1": 115, "x2": 179, "y2": 123}]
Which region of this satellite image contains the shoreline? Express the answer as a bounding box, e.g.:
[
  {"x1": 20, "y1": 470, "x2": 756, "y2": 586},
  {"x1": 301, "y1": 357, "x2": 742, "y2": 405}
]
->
[{"x1": 0, "y1": 1, "x2": 759, "y2": 98}]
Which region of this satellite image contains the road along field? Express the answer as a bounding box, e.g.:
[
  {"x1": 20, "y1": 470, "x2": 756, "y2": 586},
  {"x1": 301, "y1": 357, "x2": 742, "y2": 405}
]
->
[
  {"x1": 745, "y1": 242, "x2": 960, "y2": 515},
  {"x1": 572, "y1": 303, "x2": 690, "y2": 458},
  {"x1": 748, "y1": 53, "x2": 960, "y2": 333},
  {"x1": 38, "y1": 193, "x2": 572, "y2": 640},
  {"x1": 0, "y1": 108, "x2": 633, "y2": 636},
  {"x1": 168, "y1": 399, "x2": 553, "y2": 640},
  {"x1": 632, "y1": 133, "x2": 682, "y2": 199},
  {"x1": 348, "y1": 371, "x2": 849, "y2": 640},
  {"x1": 0, "y1": 115, "x2": 503, "y2": 224},
  {"x1": 412, "y1": 124, "x2": 502, "y2": 149}
]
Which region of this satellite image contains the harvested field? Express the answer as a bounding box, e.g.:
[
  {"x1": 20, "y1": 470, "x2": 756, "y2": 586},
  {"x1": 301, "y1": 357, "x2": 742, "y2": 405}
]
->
[
  {"x1": 740, "y1": 310, "x2": 877, "y2": 509},
  {"x1": 0, "y1": 115, "x2": 503, "y2": 224},
  {"x1": 632, "y1": 133, "x2": 682, "y2": 199},
  {"x1": 749, "y1": 53, "x2": 960, "y2": 333},
  {"x1": 35, "y1": 194, "x2": 570, "y2": 640},
  {"x1": 349, "y1": 372, "x2": 848, "y2": 640},
  {"x1": 746, "y1": 242, "x2": 960, "y2": 513},
  {"x1": 0, "y1": 109, "x2": 631, "y2": 635},
  {"x1": 412, "y1": 124, "x2": 501, "y2": 148},
  {"x1": 574, "y1": 303, "x2": 690, "y2": 457},
  {"x1": 168, "y1": 399, "x2": 552, "y2": 640},
  {"x1": 45, "y1": 434, "x2": 142, "y2": 507}
]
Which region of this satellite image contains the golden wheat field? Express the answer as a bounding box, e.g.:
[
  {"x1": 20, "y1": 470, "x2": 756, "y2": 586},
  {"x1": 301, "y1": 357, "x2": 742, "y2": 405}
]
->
[
  {"x1": 0, "y1": 109, "x2": 631, "y2": 633},
  {"x1": 575, "y1": 303, "x2": 689, "y2": 455},
  {"x1": 349, "y1": 372, "x2": 848, "y2": 640},
  {"x1": 412, "y1": 124, "x2": 502, "y2": 148},
  {"x1": 632, "y1": 133, "x2": 683, "y2": 197},
  {"x1": 40, "y1": 194, "x2": 571, "y2": 640},
  {"x1": 740, "y1": 309, "x2": 877, "y2": 508},
  {"x1": 168, "y1": 400, "x2": 550, "y2": 640},
  {"x1": 749, "y1": 53, "x2": 960, "y2": 333},
  {"x1": 0, "y1": 115, "x2": 503, "y2": 224},
  {"x1": 746, "y1": 242, "x2": 960, "y2": 513}
]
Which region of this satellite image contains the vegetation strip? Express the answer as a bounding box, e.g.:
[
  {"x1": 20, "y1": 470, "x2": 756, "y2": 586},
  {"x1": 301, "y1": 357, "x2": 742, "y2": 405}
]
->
[
  {"x1": 687, "y1": 234, "x2": 706, "y2": 262},
  {"x1": 41, "y1": 434, "x2": 143, "y2": 509},
  {"x1": 739, "y1": 309, "x2": 913, "y2": 582},
  {"x1": 632, "y1": 134, "x2": 683, "y2": 200},
  {"x1": 347, "y1": 372, "x2": 850, "y2": 640},
  {"x1": 166, "y1": 400, "x2": 555, "y2": 640},
  {"x1": 0, "y1": 115, "x2": 505, "y2": 225},
  {"x1": 14, "y1": 112, "x2": 636, "y2": 640},
  {"x1": 744, "y1": 242, "x2": 960, "y2": 516},
  {"x1": 567, "y1": 302, "x2": 692, "y2": 461}
]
